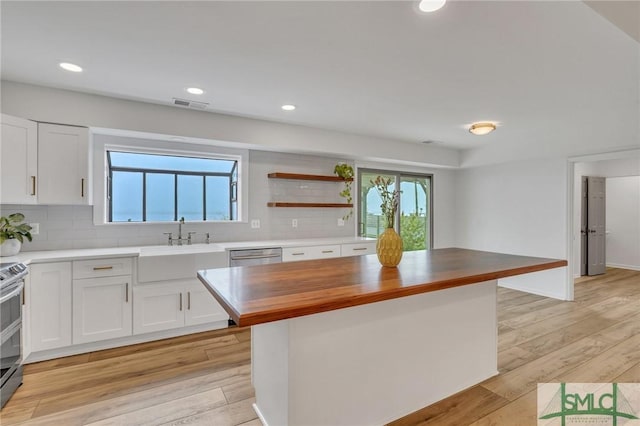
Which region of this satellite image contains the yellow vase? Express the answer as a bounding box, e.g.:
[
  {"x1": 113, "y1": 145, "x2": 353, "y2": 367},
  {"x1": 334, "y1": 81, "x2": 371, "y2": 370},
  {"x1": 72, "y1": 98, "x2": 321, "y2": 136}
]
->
[{"x1": 376, "y1": 227, "x2": 403, "y2": 267}]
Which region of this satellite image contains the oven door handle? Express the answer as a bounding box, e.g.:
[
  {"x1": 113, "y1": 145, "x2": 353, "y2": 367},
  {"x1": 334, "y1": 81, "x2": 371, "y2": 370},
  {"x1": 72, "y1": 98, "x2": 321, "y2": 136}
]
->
[{"x1": 0, "y1": 281, "x2": 24, "y2": 304}]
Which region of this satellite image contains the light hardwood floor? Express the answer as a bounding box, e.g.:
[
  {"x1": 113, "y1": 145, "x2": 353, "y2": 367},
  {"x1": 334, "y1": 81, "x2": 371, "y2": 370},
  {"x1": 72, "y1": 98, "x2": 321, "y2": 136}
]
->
[{"x1": 1, "y1": 267, "x2": 638, "y2": 425}]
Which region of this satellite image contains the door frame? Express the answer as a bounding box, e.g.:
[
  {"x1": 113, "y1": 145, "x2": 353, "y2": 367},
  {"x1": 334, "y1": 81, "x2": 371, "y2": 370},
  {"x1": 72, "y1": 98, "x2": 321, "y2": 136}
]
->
[{"x1": 566, "y1": 148, "x2": 640, "y2": 300}]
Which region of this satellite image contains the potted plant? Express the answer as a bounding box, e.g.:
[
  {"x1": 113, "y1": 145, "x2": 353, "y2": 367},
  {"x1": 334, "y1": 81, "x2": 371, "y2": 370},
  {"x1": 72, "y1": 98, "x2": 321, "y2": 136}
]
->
[
  {"x1": 0, "y1": 213, "x2": 33, "y2": 256},
  {"x1": 334, "y1": 163, "x2": 354, "y2": 220}
]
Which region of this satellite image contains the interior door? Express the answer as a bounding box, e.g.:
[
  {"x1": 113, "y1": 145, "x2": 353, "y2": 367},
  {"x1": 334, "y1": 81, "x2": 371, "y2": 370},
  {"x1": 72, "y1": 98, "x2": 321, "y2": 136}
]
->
[
  {"x1": 587, "y1": 176, "x2": 606, "y2": 275},
  {"x1": 580, "y1": 177, "x2": 588, "y2": 276}
]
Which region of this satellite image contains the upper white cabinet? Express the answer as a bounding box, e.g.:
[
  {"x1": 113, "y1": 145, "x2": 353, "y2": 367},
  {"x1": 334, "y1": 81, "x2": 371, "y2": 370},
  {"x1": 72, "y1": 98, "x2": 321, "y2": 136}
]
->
[
  {"x1": 0, "y1": 114, "x2": 38, "y2": 204},
  {"x1": 37, "y1": 122, "x2": 91, "y2": 205}
]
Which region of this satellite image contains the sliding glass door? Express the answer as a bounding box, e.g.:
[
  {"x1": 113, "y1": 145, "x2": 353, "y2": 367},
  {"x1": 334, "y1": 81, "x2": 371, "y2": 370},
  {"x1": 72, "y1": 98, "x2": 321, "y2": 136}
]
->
[{"x1": 358, "y1": 169, "x2": 432, "y2": 251}]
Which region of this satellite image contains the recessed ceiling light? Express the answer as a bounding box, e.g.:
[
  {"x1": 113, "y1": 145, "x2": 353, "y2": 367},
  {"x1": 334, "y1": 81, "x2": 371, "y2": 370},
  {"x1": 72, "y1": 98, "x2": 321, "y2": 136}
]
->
[
  {"x1": 469, "y1": 122, "x2": 497, "y2": 136},
  {"x1": 59, "y1": 62, "x2": 83, "y2": 73},
  {"x1": 418, "y1": 0, "x2": 446, "y2": 13},
  {"x1": 281, "y1": 104, "x2": 296, "y2": 111},
  {"x1": 186, "y1": 87, "x2": 204, "y2": 95}
]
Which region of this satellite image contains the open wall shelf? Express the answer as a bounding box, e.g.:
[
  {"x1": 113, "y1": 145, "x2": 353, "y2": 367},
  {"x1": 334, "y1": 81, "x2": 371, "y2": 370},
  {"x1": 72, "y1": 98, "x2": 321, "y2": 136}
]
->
[
  {"x1": 267, "y1": 172, "x2": 353, "y2": 182},
  {"x1": 267, "y1": 202, "x2": 353, "y2": 208},
  {"x1": 267, "y1": 171, "x2": 353, "y2": 208}
]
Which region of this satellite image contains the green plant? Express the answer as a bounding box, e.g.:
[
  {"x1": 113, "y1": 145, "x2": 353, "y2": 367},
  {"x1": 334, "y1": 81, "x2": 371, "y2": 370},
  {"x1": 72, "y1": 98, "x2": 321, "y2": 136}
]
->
[
  {"x1": 371, "y1": 176, "x2": 400, "y2": 229},
  {"x1": 334, "y1": 163, "x2": 354, "y2": 220},
  {"x1": 0, "y1": 213, "x2": 33, "y2": 244}
]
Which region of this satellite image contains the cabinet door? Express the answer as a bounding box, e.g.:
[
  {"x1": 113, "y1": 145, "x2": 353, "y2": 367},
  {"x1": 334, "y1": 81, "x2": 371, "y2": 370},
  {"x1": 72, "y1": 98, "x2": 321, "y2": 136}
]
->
[
  {"x1": 283, "y1": 245, "x2": 341, "y2": 262},
  {"x1": 0, "y1": 114, "x2": 37, "y2": 204},
  {"x1": 73, "y1": 276, "x2": 132, "y2": 344},
  {"x1": 133, "y1": 283, "x2": 184, "y2": 334},
  {"x1": 184, "y1": 282, "x2": 228, "y2": 326},
  {"x1": 341, "y1": 242, "x2": 377, "y2": 257},
  {"x1": 29, "y1": 262, "x2": 72, "y2": 352},
  {"x1": 37, "y1": 123, "x2": 90, "y2": 205}
]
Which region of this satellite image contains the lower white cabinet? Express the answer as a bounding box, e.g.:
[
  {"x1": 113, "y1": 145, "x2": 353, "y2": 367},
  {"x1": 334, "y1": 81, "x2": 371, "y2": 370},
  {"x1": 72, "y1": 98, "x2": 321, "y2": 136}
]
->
[
  {"x1": 283, "y1": 244, "x2": 341, "y2": 262},
  {"x1": 133, "y1": 280, "x2": 227, "y2": 334},
  {"x1": 72, "y1": 276, "x2": 132, "y2": 344},
  {"x1": 341, "y1": 241, "x2": 377, "y2": 257},
  {"x1": 29, "y1": 262, "x2": 72, "y2": 352}
]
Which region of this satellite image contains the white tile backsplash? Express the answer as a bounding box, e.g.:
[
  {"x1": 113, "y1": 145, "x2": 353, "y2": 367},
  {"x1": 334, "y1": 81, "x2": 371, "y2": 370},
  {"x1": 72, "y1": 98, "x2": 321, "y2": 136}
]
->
[{"x1": 1, "y1": 150, "x2": 356, "y2": 251}]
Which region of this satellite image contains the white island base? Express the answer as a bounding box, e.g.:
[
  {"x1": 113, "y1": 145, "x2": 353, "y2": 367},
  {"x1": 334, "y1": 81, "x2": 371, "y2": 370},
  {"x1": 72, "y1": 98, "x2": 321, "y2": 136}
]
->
[{"x1": 251, "y1": 280, "x2": 498, "y2": 426}]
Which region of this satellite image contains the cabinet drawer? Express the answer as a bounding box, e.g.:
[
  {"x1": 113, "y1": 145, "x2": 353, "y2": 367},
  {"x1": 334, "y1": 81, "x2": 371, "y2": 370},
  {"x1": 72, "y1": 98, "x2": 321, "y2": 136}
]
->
[
  {"x1": 73, "y1": 257, "x2": 133, "y2": 279},
  {"x1": 341, "y1": 242, "x2": 377, "y2": 257},
  {"x1": 283, "y1": 245, "x2": 341, "y2": 262}
]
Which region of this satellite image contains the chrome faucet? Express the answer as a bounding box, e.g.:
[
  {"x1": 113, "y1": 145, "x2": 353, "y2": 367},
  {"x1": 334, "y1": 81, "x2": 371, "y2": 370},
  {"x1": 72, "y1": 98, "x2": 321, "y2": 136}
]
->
[{"x1": 177, "y1": 217, "x2": 185, "y2": 245}]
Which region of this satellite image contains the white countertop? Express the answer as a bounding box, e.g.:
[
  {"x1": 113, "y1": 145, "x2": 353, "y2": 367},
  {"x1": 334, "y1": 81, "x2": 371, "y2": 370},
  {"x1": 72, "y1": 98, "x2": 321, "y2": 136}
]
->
[{"x1": 2, "y1": 236, "x2": 376, "y2": 264}]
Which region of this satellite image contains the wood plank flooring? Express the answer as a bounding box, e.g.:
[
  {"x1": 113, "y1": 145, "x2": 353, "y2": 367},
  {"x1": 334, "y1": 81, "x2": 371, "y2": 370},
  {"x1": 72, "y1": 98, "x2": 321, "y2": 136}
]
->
[{"x1": 1, "y1": 267, "x2": 638, "y2": 425}]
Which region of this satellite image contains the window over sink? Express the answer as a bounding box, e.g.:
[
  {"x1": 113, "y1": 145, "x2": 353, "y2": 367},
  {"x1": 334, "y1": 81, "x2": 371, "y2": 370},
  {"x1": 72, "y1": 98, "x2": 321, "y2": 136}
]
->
[
  {"x1": 92, "y1": 133, "x2": 248, "y2": 225},
  {"x1": 108, "y1": 151, "x2": 238, "y2": 222}
]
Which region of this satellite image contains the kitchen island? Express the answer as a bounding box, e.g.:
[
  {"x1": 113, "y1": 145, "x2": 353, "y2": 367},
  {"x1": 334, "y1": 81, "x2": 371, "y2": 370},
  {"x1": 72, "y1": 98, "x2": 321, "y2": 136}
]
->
[{"x1": 198, "y1": 248, "x2": 566, "y2": 425}]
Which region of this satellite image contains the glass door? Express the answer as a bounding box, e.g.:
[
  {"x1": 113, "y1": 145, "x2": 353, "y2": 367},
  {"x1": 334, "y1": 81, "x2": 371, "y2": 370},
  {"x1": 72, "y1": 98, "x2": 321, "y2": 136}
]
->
[{"x1": 358, "y1": 169, "x2": 432, "y2": 251}]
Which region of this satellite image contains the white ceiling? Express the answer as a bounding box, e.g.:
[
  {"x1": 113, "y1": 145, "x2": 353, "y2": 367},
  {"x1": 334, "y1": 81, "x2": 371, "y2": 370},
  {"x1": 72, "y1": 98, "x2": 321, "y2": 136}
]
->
[{"x1": 1, "y1": 1, "x2": 638, "y2": 154}]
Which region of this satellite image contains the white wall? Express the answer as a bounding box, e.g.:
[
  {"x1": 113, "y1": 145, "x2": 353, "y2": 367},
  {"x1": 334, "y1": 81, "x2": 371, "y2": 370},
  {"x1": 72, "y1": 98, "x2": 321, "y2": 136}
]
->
[
  {"x1": 606, "y1": 176, "x2": 640, "y2": 270},
  {"x1": 455, "y1": 158, "x2": 569, "y2": 300},
  {"x1": 0, "y1": 81, "x2": 459, "y2": 168}
]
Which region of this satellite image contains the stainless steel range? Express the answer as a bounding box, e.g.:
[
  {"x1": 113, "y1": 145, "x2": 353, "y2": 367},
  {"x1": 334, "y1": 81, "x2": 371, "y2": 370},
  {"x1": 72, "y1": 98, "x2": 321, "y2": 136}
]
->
[{"x1": 0, "y1": 262, "x2": 27, "y2": 408}]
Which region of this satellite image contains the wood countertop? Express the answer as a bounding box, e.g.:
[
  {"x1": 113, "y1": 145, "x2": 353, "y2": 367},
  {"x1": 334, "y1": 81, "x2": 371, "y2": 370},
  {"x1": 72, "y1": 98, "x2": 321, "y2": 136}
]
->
[{"x1": 197, "y1": 248, "x2": 567, "y2": 327}]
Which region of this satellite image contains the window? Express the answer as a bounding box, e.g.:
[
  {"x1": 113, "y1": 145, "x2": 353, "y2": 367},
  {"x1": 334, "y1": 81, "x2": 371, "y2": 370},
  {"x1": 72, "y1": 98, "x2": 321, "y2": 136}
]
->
[
  {"x1": 107, "y1": 151, "x2": 238, "y2": 222},
  {"x1": 358, "y1": 169, "x2": 432, "y2": 251}
]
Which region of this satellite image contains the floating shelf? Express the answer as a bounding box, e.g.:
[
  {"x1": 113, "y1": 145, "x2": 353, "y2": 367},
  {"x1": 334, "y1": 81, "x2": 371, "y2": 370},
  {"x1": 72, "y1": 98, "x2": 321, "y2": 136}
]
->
[
  {"x1": 267, "y1": 202, "x2": 353, "y2": 208},
  {"x1": 268, "y1": 172, "x2": 353, "y2": 182}
]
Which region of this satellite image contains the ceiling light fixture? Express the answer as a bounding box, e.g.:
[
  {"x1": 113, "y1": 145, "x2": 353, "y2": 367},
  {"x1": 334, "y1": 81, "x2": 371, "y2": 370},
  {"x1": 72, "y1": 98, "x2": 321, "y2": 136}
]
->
[
  {"x1": 186, "y1": 87, "x2": 204, "y2": 95},
  {"x1": 281, "y1": 104, "x2": 296, "y2": 111},
  {"x1": 469, "y1": 122, "x2": 497, "y2": 136},
  {"x1": 418, "y1": 0, "x2": 446, "y2": 13},
  {"x1": 59, "y1": 62, "x2": 83, "y2": 73}
]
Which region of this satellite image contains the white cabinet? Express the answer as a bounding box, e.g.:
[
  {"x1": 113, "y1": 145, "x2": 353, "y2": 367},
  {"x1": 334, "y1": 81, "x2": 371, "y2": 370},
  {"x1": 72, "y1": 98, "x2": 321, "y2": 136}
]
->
[
  {"x1": 29, "y1": 262, "x2": 72, "y2": 352},
  {"x1": 0, "y1": 114, "x2": 37, "y2": 204},
  {"x1": 133, "y1": 280, "x2": 226, "y2": 334},
  {"x1": 37, "y1": 123, "x2": 91, "y2": 205},
  {"x1": 135, "y1": 251, "x2": 229, "y2": 334},
  {"x1": 184, "y1": 282, "x2": 228, "y2": 326},
  {"x1": 72, "y1": 258, "x2": 133, "y2": 344},
  {"x1": 341, "y1": 241, "x2": 377, "y2": 257},
  {"x1": 283, "y1": 244, "x2": 341, "y2": 262}
]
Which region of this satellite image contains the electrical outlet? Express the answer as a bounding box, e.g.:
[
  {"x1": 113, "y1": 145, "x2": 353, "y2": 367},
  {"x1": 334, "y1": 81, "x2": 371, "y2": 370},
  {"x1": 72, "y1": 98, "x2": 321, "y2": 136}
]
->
[
  {"x1": 337, "y1": 218, "x2": 345, "y2": 227},
  {"x1": 292, "y1": 219, "x2": 298, "y2": 228},
  {"x1": 251, "y1": 219, "x2": 260, "y2": 229},
  {"x1": 29, "y1": 223, "x2": 40, "y2": 235}
]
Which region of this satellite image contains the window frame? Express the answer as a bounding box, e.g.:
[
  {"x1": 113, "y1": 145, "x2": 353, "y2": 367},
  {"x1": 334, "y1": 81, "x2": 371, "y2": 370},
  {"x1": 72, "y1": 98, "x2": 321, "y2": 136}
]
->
[
  {"x1": 357, "y1": 168, "x2": 434, "y2": 250},
  {"x1": 92, "y1": 134, "x2": 248, "y2": 226},
  {"x1": 106, "y1": 151, "x2": 237, "y2": 222}
]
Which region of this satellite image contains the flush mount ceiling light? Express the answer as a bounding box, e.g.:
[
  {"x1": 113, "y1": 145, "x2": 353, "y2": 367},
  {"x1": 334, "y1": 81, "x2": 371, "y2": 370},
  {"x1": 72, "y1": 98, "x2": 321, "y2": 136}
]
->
[
  {"x1": 469, "y1": 122, "x2": 497, "y2": 136},
  {"x1": 418, "y1": 0, "x2": 446, "y2": 13},
  {"x1": 186, "y1": 87, "x2": 204, "y2": 95},
  {"x1": 281, "y1": 104, "x2": 296, "y2": 111},
  {"x1": 59, "y1": 62, "x2": 83, "y2": 73}
]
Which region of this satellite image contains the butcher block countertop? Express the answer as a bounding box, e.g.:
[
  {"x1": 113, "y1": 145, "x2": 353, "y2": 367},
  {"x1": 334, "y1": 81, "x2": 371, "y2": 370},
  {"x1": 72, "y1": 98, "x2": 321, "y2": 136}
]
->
[{"x1": 197, "y1": 247, "x2": 567, "y2": 327}]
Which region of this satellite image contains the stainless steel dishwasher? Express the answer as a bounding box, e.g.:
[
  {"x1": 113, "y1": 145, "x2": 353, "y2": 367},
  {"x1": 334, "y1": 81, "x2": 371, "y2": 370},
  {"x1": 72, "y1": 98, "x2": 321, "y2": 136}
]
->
[{"x1": 229, "y1": 247, "x2": 282, "y2": 267}]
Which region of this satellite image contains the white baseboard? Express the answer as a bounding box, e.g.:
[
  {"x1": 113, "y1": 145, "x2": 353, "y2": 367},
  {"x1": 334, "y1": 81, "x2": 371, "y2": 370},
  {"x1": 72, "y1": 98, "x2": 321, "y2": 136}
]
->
[
  {"x1": 606, "y1": 263, "x2": 640, "y2": 271},
  {"x1": 253, "y1": 403, "x2": 268, "y2": 426},
  {"x1": 25, "y1": 320, "x2": 229, "y2": 363}
]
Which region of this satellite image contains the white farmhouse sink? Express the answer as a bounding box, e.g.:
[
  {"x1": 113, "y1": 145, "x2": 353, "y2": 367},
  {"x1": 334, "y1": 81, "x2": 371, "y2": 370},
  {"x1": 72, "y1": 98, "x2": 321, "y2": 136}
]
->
[{"x1": 138, "y1": 243, "x2": 225, "y2": 257}]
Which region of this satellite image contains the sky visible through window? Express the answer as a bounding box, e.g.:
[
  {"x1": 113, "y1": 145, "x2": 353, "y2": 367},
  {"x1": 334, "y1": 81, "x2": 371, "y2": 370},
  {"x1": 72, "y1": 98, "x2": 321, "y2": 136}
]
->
[{"x1": 109, "y1": 151, "x2": 236, "y2": 222}]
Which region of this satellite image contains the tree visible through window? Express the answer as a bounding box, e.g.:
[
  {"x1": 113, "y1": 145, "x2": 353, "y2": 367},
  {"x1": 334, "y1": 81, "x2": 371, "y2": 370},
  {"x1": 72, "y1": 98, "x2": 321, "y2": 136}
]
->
[
  {"x1": 358, "y1": 169, "x2": 432, "y2": 251},
  {"x1": 107, "y1": 151, "x2": 238, "y2": 222}
]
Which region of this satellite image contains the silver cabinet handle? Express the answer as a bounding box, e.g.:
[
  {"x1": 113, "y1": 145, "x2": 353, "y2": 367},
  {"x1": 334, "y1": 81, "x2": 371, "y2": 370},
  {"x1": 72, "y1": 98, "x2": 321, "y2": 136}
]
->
[
  {"x1": 125, "y1": 283, "x2": 129, "y2": 302},
  {"x1": 31, "y1": 176, "x2": 36, "y2": 196},
  {"x1": 353, "y1": 247, "x2": 368, "y2": 251},
  {"x1": 292, "y1": 252, "x2": 305, "y2": 256},
  {"x1": 187, "y1": 291, "x2": 191, "y2": 310},
  {"x1": 322, "y1": 250, "x2": 334, "y2": 254},
  {"x1": 179, "y1": 293, "x2": 183, "y2": 311},
  {"x1": 81, "y1": 178, "x2": 85, "y2": 197}
]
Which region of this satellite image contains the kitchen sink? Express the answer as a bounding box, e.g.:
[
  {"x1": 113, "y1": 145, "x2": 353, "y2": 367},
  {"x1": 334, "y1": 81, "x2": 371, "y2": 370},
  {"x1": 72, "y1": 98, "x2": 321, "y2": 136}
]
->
[{"x1": 138, "y1": 243, "x2": 225, "y2": 257}]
